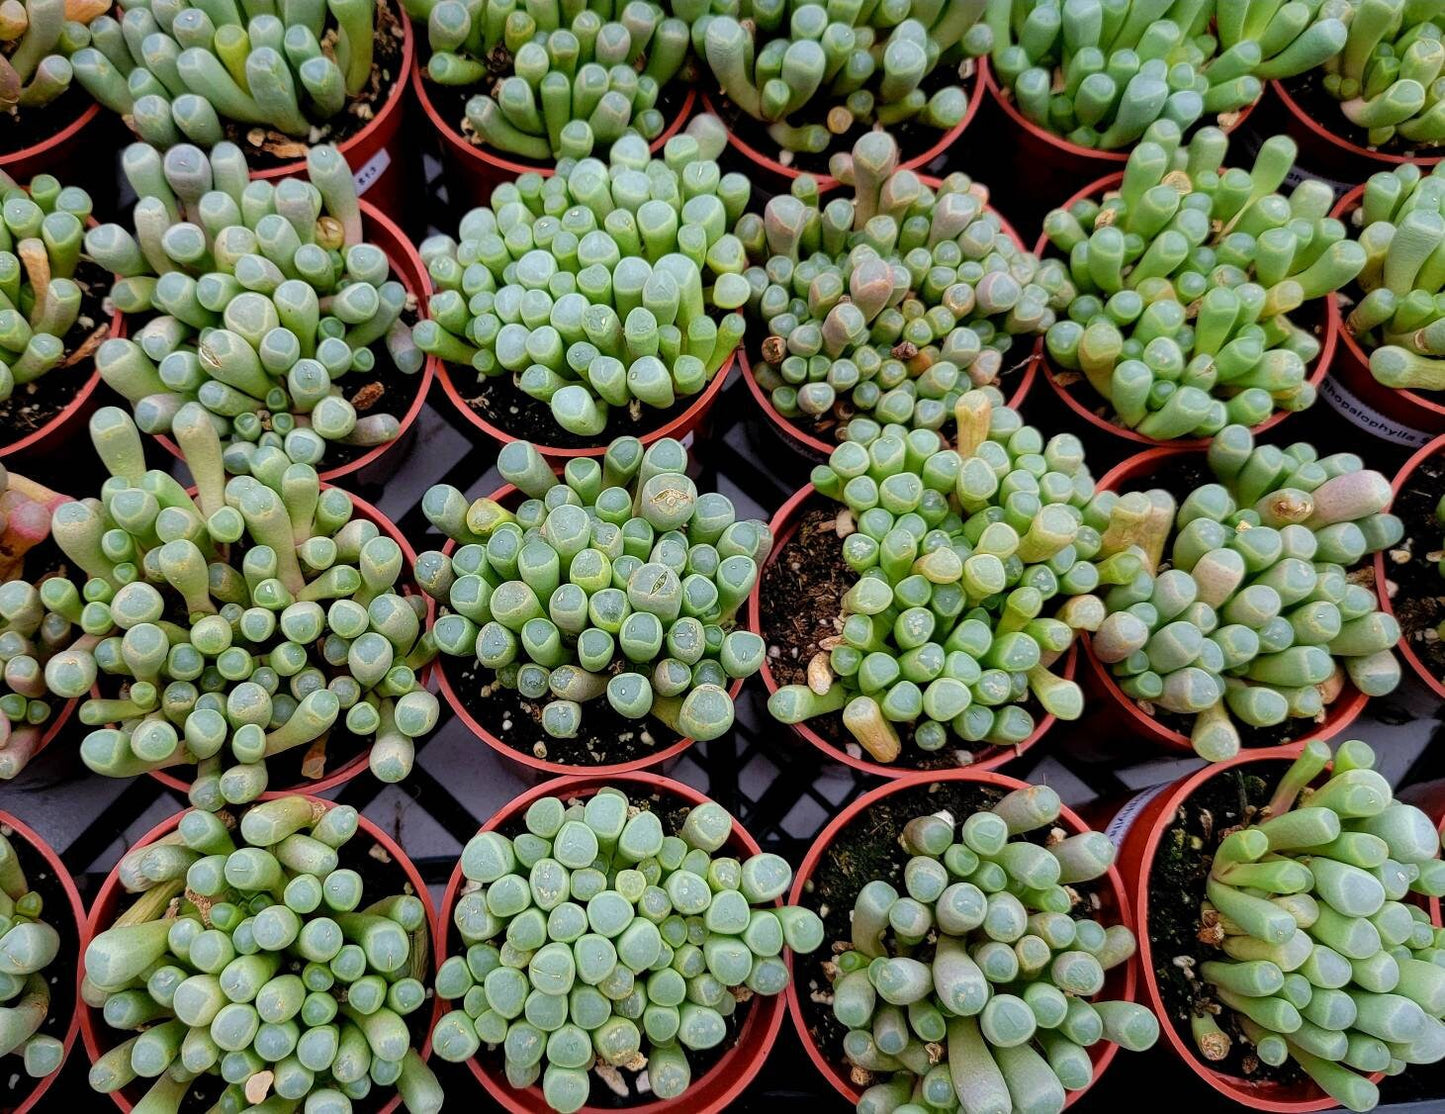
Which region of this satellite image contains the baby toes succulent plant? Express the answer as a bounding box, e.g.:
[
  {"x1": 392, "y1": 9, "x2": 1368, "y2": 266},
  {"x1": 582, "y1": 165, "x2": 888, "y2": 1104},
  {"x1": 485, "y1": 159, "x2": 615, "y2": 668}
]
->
[
  {"x1": 68, "y1": 0, "x2": 388, "y2": 149},
  {"x1": 824, "y1": 784, "x2": 1157, "y2": 1111},
  {"x1": 1043, "y1": 129, "x2": 1365, "y2": 440},
  {"x1": 0, "y1": 170, "x2": 104, "y2": 406},
  {"x1": 405, "y1": 0, "x2": 688, "y2": 161},
  {"x1": 1089, "y1": 424, "x2": 1402, "y2": 761},
  {"x1": 1319, "y1": 0, "x2": 1445, "y2": 151},
  {"x1": 431, "y1": 786, "x2": 824, "y2": 1113},
  {"x1": 742, "y1": 129, "x2": 1073, "y2": 442},
  {"x1": 689, "y1": 0, "x2": 989, "y2": 157},
  {"x1": 1342, "y1": 160, "x2": 1445, "y2": 393},
  {"x1": 1187, "y1": 738, "x2": 1445, "y2": 1112},
  {"x1": 84, "y1": 796, "x2": 444, "y2": 1113},
  {"x1": 0, "y1": 827, "x2": 67, "y2": 1084},
  {"x1": 767, "y1": 389, "x2": 1113, "y2": 765},
  {"x1": 0, "y1": 0, "x2": 107, "y2": 113},
  {"x1": 988, "y1": 0, "x2": 1344, "y2": 150},
  {"x1": 44, "y1": 406, "x2": 439, "y2": 809},
  {"x1": 413, "y1": 120, "x2": 748, "y2": 443},
  {"x1": 84, "y1": 142, "x2": 425, "y2": 475},
  {"x1": 419, "y1": 435, "x2": 767, "y2": 751},
  {"x1": 0, "y1": 465, "x2": 91, "y2": 780}
]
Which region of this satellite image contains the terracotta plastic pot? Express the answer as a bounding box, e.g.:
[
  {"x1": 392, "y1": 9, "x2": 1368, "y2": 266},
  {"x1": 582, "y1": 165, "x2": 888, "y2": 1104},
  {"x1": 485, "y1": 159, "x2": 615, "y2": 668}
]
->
[
  {"x1": 433, "y1": 771, "x2": 784, "y2": 1114},
  {"x1": 1376, "y1": 433, "x2": 1445, "y2": 703},
  {"x1": 1112, "y1": 746, "x2": 1386, "y2": 1110},
  {"x1": 740, "y1": 197, "x2": 1037, "y2": 462},
  {"x1": 749, "y1": 483, "x2": 1079, "y2": 777},
  {"x1": 435, "y1": 346, "x2": 736, "y2": 462},
  {"x1": 411, "y1": 52, "x2": 697, "y2": 207},
  {"x1": 432, "y1": 484, "x2": 745, "y2": 781},
  {"x1": 1085, "y1": 447, "x2": 1370, "y2": 754},
  {"x1": 983, "y1": 64, "x2": 1258, "y2": 216},
  {"x1": 81, "y1": 796, "x2": 436, "y2": 1114},
  {"x1": 1322, "y1": 185, "x2": 1445, "y2": 447},
  {"x1": 248, "y1": 10, "x2": 416, "y2": 213},
  {"x1": 149, "y1": 200, "x2": 435, "y2": 486},
  {"x1": 138, "y1": 486, "x2": 429, "y2": 799},
  {"x1": 0, "y1": 810, "x2": 84, "y2": 1114},
  {"x1": 1269, "y1": 80, "x2": 1442, "y2": 188},
  {"x1": 1035, "y1": 172, "x2": 1337, "y2": 451},
  {"x1": 0, "y1": 102, "x2": 106, "y2": 193},
  {"x1": 700, "y1": 57, "x2": 988, "y2": 195},
  {"x1": 785, "y1": 767, "x2": 1136, "y2": 1107}
]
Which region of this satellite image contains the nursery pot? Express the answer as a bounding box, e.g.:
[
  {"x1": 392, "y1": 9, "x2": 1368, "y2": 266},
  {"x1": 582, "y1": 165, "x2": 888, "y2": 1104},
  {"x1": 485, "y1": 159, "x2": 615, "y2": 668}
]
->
[
  {"x1": 249, "y1": 7, "x2": 416, "y2": 214},
  {"x1": 741, "y1": 197, "x2": 1037, "y2": 463},
  {"x1": 149, "y1": 200, "x2": 435, "y2": 487},
  {"x1": 983, "y1": 65, "x2": 1258, "y2": 220},
  {"x1": 699, "y1": 56, "x2": 987, "y2": 196},
  {"x1": 1267, "y1": 80, "x2": 1442, "y2": 190},
  {"x1": 431, "y1": 485, "x2": 745, "y2": 781},
  {"x1": 0, "y1": 103, "x2": 108, "y2": 201},
  {"x1": 749, "y1": 483, "x2": 1080, "y2": 778},
  {"x1": 1085, "y1": 447, "x2": 1369, "y2": 754},
  {"x1": 1375, "y1": 432, "x2": 1445, "y2": 702},
  {"x1": 1322, "y1": 185, "x2": 1445, "y2": 446},
  {"x1": 785, "y1": 767, "x2": 1136, "y2": 1107},
  {"x1": 80, "y1": 796, "x2": 436, "y2": 1114},
  {"x1": 434, "y1": 771, "x2": 784, "y2": 1114},
  {"x1": 136, "y1": 486, "x2": 429, "y2": 800},
  {"x1": 1034, "y1": 173, "x2": 1337, "y2": 451},
  {"x1": 0, "y1": 810, "x2": 84, "y2": 1114},
  {"x1": 1111, "y1": 746, "x2": 1386, "y2": 1110},
  {"x1": 411, "y1": 52, "x2": 697, "y2": 207},
  {"x1": 435, "y1": 345, "x2": 736, "y2": 462}
]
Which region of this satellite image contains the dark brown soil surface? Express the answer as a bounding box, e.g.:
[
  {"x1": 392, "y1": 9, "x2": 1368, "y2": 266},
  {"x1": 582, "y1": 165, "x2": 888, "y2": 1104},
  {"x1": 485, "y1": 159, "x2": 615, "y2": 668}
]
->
[
  {"x1": 0, "y1": 258, "x2": 110, "y2": 450},
  {"x1": 0, "y1": 88, "x2": 92, "y2": 155},
  {"x1": 460, "y1": 782, "x2": 750, "y2": 1108},
  {"x1": 454, "y1": 365, "x2": 714, "y2": 451},
  {"x1": 759, "y1": 497, "x2": 1047, "y2": 770},
  {"x1": 0, "y1": 818, "x2": 79, "y2": 1111},
  {"x1": 442, "y1": 654, "x2": 693, "y2": 768},
  {"x1": 223, "y1": 0, "x2": 406, "y2": 172},
  {"x1": 1385, "y1": 452, "x2": 1445, "y2": 684},
  {"x1": 711, "y1": 60, "x2": 980, "y2": 180},
  {"x1": 1146, "y1": 757, "x2": 1306, "y2": 1086}
]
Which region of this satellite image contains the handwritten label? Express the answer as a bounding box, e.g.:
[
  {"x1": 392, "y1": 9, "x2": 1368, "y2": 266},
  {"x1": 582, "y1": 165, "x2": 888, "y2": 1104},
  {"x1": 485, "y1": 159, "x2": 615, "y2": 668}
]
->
[
  {"x1": 353, "y1": 149, "x2": 392, "y2": 197},
  {"x1": 1320, "y1": 373, "x2": 1434, "y2": 448},
  {"x1": 1104, "y1": 783, "x2": 1172, "y2": 848}
]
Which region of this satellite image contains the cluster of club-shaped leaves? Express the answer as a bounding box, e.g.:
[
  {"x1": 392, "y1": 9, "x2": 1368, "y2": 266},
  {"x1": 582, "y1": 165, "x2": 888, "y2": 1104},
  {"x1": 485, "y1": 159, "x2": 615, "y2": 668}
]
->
[
  {"x1": 689, "y1": 0, "x2": 988, "y2": 155},
  {"x1": 0, "y1": 466, "x2": 83, "y2": 780},
  {"x1": 431, "y1": 787, "x2": 824, "y2": 1113},
  {"x1": 1043, "y1": 129, "x2": 1366, "y2": 440},
  {"x1": 40, "y1": 406, "x2": 440, "y2": 809},
  {"x1": 0, "y1": 169, "x2": 96, "y2": 401},
  {"x1": 85, "y1": 142, "x2": 423, "y2": 474},
  {"x1": 84, "y1": 797, "x2": 444, "y2": 1113},
  {"x1": 987, "y1": 0, "x2": 1345, "y2": 149},
  {"x1": 1187, "y1": 738, "x2": 1445, "y2": 1113},
  {"x1": 826, "y1": 784, "x2": 1158, "y2": 1112},
  {"x1": 1090, "y1": 424, "x2": 1403, "y2": 762},
  {"x1": 743, "y1": 129, "x2": 1073, "y2": 438},
  {"x1": 0, "y1": 828, "x2": 66, "y2": 1084},
  {"x1": 0, "y1": 0, "x2": 106, "y2": 110},
  {"x1": 1319, "y1": 0, "x2": 1445, "y2": 149},
  {"x1": 68, "y1": 0, "x2": 378, "y2": 147},
  {"x1": 418, "y1": 435, "x2": 769, "y2": 744},
  {"x1": 405, "y1": 0, "x2": 688, "y2": 161},
  {"x1": 768, "y1": 389, "x2": 1115, "y2": 765},
  {"x1": 413, "y1": 118, "x2": 748, "y2": 439},
  {"x1": 1343, "y1": 159, "x2": 1445, "y2": 393}
]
